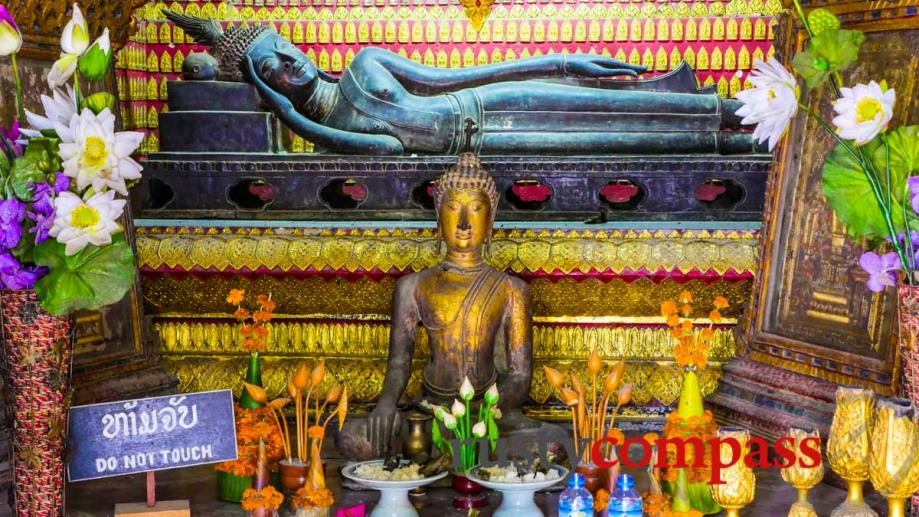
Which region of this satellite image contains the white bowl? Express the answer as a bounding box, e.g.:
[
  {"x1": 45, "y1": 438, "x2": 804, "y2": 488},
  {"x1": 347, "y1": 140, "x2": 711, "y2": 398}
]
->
[
  {"x1": 341, "y1": 460, "x2": 448, "y2": 517},
  {"x1": 467, "y1": 465, "x2": 569, "y2": 517}
]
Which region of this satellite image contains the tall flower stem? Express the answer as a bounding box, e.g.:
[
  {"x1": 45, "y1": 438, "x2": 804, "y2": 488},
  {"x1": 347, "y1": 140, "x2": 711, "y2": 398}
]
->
[
  {"x1": 72, "y1": 68, "x2": 81, "y2": 110},
  {"x1": 9, "y1": 52, "x2": 25, "y2": 122}
]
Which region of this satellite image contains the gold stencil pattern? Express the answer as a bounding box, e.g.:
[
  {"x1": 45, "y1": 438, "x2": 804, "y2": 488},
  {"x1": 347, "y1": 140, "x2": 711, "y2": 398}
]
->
[{"x1": 136, "y1": 227, "x2": 758, "y2": 276}]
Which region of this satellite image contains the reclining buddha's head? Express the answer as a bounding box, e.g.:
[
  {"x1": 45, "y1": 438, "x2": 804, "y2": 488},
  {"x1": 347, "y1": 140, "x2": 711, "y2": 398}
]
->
[{"x1": 163, "y1": 10, "x2": 319, "y2": 105}]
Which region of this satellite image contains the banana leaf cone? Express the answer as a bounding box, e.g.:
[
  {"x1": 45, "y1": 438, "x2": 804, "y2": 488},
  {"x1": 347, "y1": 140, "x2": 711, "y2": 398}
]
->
[{"x1": 239, "y1": 352, "x2": 265, "y2": 409}]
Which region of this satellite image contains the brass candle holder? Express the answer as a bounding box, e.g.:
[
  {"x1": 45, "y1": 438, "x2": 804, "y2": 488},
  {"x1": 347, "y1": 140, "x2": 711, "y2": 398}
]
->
[
  {"x1": 827, "y1": 387, "x2": 878, "y2": 517},
  {"x1": 710, "y1": 427, "x2": 755, "y2": 517},
  {"x1": 780, "y1": 427, "x2": 824, "y2": 517},
  {"x1": 868, "y1": 398, "x2": 919, "y2": 517}
]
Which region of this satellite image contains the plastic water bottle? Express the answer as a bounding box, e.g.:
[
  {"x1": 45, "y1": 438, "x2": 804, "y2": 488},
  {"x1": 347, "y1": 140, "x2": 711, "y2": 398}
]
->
[
  {"x1": 607, "y1": 474, "x2": 643, "y2": 516},
  {"x1": 558, "y1": 473, "x2": 593, "y2": 517}
]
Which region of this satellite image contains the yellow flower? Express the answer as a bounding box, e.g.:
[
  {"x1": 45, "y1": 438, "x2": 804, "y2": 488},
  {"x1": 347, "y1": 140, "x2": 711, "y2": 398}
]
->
[{"x1": 713, "y1": 295, "x2": 729, "y2": 309}]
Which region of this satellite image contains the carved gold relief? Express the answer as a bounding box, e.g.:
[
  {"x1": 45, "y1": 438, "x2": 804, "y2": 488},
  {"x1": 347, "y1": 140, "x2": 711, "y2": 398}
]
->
[{"x1": 161, "y1": 355, "x2": 721, "y2": 407}]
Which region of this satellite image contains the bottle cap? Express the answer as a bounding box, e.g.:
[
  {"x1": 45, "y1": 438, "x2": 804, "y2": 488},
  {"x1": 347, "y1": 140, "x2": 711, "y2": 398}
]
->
[
  {"x1": 616, "y1": 473, "x2": 634, "y2": 489},
  {"x1": 568, "y1": 472, "x2": 585, "y2": 489}
]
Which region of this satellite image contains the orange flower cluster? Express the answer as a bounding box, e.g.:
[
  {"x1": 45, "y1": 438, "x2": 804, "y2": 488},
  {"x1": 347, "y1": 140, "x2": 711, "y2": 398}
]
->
[
  {"x1": 241, "y1": 486, "x2": 284, "y2": 512},
  {"x1": 594, "y1": 489, "x2": 610, "y2": 512},
  {"x1": 643, "y1": 493, "x2": 670, "y2": 516},
  {"x1": 662, "y1": 510, "x2": 703, "y2": 517},
  {"x1": 662, "y1": 292, "x2": 730, "y2": 370},
  {"x1": 227, "y1": 289, "x2": 277, "y2": 353},
  {"x1": 661, "y1": 410, "x2": 718, "y2": 484},
  {"x1": 216, "y1": 406, "x2": 285, "y2": 477},
  {"x1": 292, "y1": 487, "x2": 334, "y2": 509}
]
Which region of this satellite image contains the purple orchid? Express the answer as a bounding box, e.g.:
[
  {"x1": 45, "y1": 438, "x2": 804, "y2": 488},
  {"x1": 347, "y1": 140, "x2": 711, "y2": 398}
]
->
[
  {"x1": 27, "y1": 181, "x2": 55, "y2": 244},
  {"x1": 0, "y1": 120, "x2": 22, "y2": 156},
  {"x1": 0, "y1": 198, "x2": 24, "y2": 249},
  {"x1": 859, "y1": 251, "x2": 901, "y2": 292},
  {"x1": 0, "y1": 252, "x2": 40, "y2": 290},
  {"x1": 52, "y1": 172, "x2": 70, "y2": 194},
  {"x1": 908, "y1": 177, "x2": 919, "y2": 215}
]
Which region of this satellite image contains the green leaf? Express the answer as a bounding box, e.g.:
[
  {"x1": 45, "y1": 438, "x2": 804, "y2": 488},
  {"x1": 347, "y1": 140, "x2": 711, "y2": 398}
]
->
[
  {"x1": 10, "y1": 156, "x2": 45, "y2": 200},
  {"x1": 486, "y1": 415, "x2": 499, "y2": 452},
  {"x1": 879, "y1": 125, "x2": 919, "y2": 181},
  {"x1": 688, "y1": 482, "x2": 723, "y2": 514},
  {"x1": 431, "y1": 418, "x2": 451, "y2": 456},
  {"x1": 33, "y1": 234, "x2": 136, "y2": 315},
  {"x1": 793, "y1": 29, "x2": 865, "y2": 89},
  {"x1": 23, "y1": 136, "x2": 62, "y2": 174}
]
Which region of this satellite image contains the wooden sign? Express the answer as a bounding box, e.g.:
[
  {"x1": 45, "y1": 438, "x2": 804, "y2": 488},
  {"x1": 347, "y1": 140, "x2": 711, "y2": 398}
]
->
[{"x1": 68, "y1": 390, "x2": 237, "y2": 482}]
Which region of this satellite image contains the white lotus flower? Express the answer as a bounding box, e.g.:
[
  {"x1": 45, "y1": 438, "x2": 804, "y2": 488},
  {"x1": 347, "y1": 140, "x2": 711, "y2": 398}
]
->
[
  {"x1": 60, "y1": 4, "x2": 89, "y2": 55},
  {"x1": 484, "y1": 384, "x2": 499, "y2": 405},
  {"x1": 56, "y1": 108, "x2": 144, "y2": 196},
  {"x1": 21, "y1": 86, "x2": 77, "y2": 138},
  {"x1": 48, "y1": 52, "x2": 78, "y2": 88},
  {"x1": 451, "y1": 399, "x2": 466, "y2": 418},
  {"x1": 459, "y1": 376, "x2": 475, "y2": 401},
  {"x1": 832, "y1": 81, "x2": 895, "y2": 146},
  {"x1": 50, "y1": 190, "x2": 125, "y2": 255},
  {"x1": 472, "y1": 421, "x2": 486, "y2": 438},
  {"x1": 734, "y1": 57, "x2": 799, "y2": 151},
  {"x1": 442, "y1": 413, "x2": 458, "y2": 430}
]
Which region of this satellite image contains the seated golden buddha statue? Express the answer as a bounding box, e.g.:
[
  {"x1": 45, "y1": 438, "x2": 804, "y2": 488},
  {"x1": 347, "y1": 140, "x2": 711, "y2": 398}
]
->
[{"x1": 337, "y1": 154, "x2": 536, "y2": 461}]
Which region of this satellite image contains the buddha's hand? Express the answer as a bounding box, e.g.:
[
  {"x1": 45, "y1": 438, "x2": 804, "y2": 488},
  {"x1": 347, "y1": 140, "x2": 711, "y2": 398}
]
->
[
  {"x1": 561, "y1": 55, "x2": 646, "y2": 79},
  {"x1": 367, "y1": 402, "x2": 402, "y2": 458},
  {"x1": 244, "y1": 56, "x2": 296, "y2": 113}
]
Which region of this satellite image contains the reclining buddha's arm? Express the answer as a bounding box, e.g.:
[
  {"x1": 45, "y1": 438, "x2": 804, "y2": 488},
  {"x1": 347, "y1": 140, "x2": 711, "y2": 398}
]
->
[
  {"x1": 244, "y1": 57, "x2": 404, "y2": 155},
  {"x1": 358, "y1": 48, "x2": 646, "y2": 96}
]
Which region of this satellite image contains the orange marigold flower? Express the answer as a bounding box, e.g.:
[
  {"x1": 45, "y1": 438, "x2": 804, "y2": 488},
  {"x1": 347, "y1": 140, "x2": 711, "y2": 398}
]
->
[
  {"x1": 226, "y1": 289, "x2": 245, "y2": 306},
  {"x1": 660, "y1": 300, "x2": 678, "y2": 318},
  {"x1": 241, "y1": 486, "x2": 284, "y2": 512},
  {"x1": 293, "y1": 487, "x2": 334, "y2": 509},
  {"x1": 241, "y1": 325, "x2": 254, "y2": 336},
  {"x1": 308, "y1": 425, "x2": 325, "y2": 439},
  {"x1": 713, "y1": 295, "x2": 729, "y2": 309},
  {"x1": 666, "y1": 314, "x2": 680, "y2": 327},
  {"x1": 680, "y1": 304, "x2": 693, "y2": 316},
  {"x1": 701, "y1": 327, "x2": 713, "y2": 339},
  {"x1": 255, "y1": 325, "x2": 270, "y2": 338},
  {"x1": 242, "y1": 339, "x2": 265, "y2": 352},
  {"x1": 233, "y1": 307, "x2": 250, "y2": 321},
  {"x1": 680, "y1": 320, "x2": 693, "y2": 332},
  {"x1": 256, "y1": 293, "x2": 270, "y2": 305},
  {"x1": 607, "y1": 427, "x2": 625, "y2": 444},
  {"x1": 260, "y1": 298, "x2": 276, "y2": 312},
  {"x1": 643, "y1": 432, "x2": 660, "y2": 445},
  {"x1": 709, "y1": 310, "x2": 722, "y2": 324},
  {"x1": 252, "y1": 310, "x2": 273, "y2": 323},
  {"x1": 594, "y1": 489, "x2": 610, "y2": 512},
  {"x1": 679, "y1": 291, "x2": 693, "y2": 304},
  {"x1": 670, "y1": 327, "x2": 685, "y2": 339}
]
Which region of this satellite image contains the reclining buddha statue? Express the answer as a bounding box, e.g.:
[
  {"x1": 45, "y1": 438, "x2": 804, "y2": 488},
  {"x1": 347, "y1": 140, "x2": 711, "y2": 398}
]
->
[{"x1": 164, "y1": 10, "x2": 759, "y2": 156}]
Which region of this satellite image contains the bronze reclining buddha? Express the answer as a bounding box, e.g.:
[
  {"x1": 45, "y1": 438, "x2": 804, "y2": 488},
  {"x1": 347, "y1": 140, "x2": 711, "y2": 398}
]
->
[{"x1": 164, "y1": 10, "x2": 760, "y2": 156}]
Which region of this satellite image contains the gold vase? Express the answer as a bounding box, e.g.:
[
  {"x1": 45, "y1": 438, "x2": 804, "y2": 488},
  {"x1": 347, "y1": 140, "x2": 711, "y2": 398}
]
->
[
  {"x1": 827, "y1": 387, "x2": 878, "y2": 517},
  {"x1": 710, "y1": 427, "x2": 755, "y2": 517},
  {"x1": 868, "y1": 398, "x2": 919, "y2": 517},
  {"x1": 780, "y1": 427, "x2": 824, "y2": 517}
]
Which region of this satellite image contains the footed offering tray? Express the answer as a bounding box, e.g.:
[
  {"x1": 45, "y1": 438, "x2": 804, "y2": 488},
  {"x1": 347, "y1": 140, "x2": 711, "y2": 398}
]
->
[
  {"x1": 468, "y1": 464, "x2": 569, "y2": 517},
  {"x1": 341, "y1": 460, "x2": 448, "y2": 517}
]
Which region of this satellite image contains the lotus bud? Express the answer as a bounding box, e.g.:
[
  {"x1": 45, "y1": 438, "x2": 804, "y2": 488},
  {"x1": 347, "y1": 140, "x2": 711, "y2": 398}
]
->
[
  {"x1": 484, "y1": 383, "x2": 499, "y2": 405},
  {"x1": 587, "y1": 349, "x2": 602, "y2": 375},
  {"x1": 293, "y1": 363, "x2": 309, "y2": 390},
  {"x1": 571, "y1": 374, "x2": 585, "y2": 398},
  {"x1": 459, "y1": 376, "x2": 475, "y2": 401},
  {"x1": 491, "y1": 407, "x2": 502, "y2": 420},
  {"x1": 604, "y1": 361, "x2": 625, "y2": 394},
  {"x1": 243, "y1": 382, "x2": 269, "y2": 405},
  {"x1": 268, "y1": 398, "x2": 290, "y2": 410},
  {"x1": 472, "y1": 421, "x2": 486, "y2": 438},
  {"x1": 310, "y1": 360, "x2": 326, "y2": 387},
  {"x1": 617, "y1": 383, "x2": 633, "y2": 406},
  {"x1": 325, "y1": 384, "x2": 343, "y2": 404},
  {"x1": 432, "y1": 404, "x2": 447, "y2": 421},
  {"x1": 443, "y1": 413, "x2": 458, "y2": 430},
  {"x1": 0, "y1": 5, "x2": 22, "y2": 56},
  {"x1": 286, "y1": 380, "x2": 299, "y2": 399},
  {"x1": 60, "y1": 3, "x2": 89, "y2": 55},
  {"x1": 559, "y1": 388, "x2": 580, "y2": 406},
  {"x1": 543, "y1": 365, "x2": 565, "y2": 390},
  {"x1": 80, "y1": 92, "x2": 114, "y2": 115},
  {"x1": 77, "y1": 28, "x2": 111, "y2": 81},
  {"x1": 336, "y1": 387, "x2": 348, "y2": 430},
  {"x1": 451, "y1": 398, "x2": 466, "y2": 418}
]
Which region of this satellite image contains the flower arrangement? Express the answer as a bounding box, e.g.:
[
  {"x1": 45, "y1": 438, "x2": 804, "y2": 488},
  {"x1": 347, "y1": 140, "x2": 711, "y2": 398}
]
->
[
  {"x1": 0, "y1": 3, "x2": 141, "y2": 314},
  {"x1": 429, "y1": 376, "x2": 501, "y2": 472},
  {"x1": 658, "y1": 293, "x2": 726, "y2": 514},
  {"x1": 543, "y1": 350, "x2": 633, "y2": 465},
  {"x1": 244, "y1": 362, "x2": 348, "y2": 510},
  {"x1": 227, "y1": 289, "x2": 276, "y2": 409},
  {"x1": 241, "y1": 441, "x2": 284, "y2": 517},
  {"x1": 733, "y1": 4, "x2": 919, "y2": 291},
  {"x1": 216, "y1": 406, "x2": 285, "y2": 478}
]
